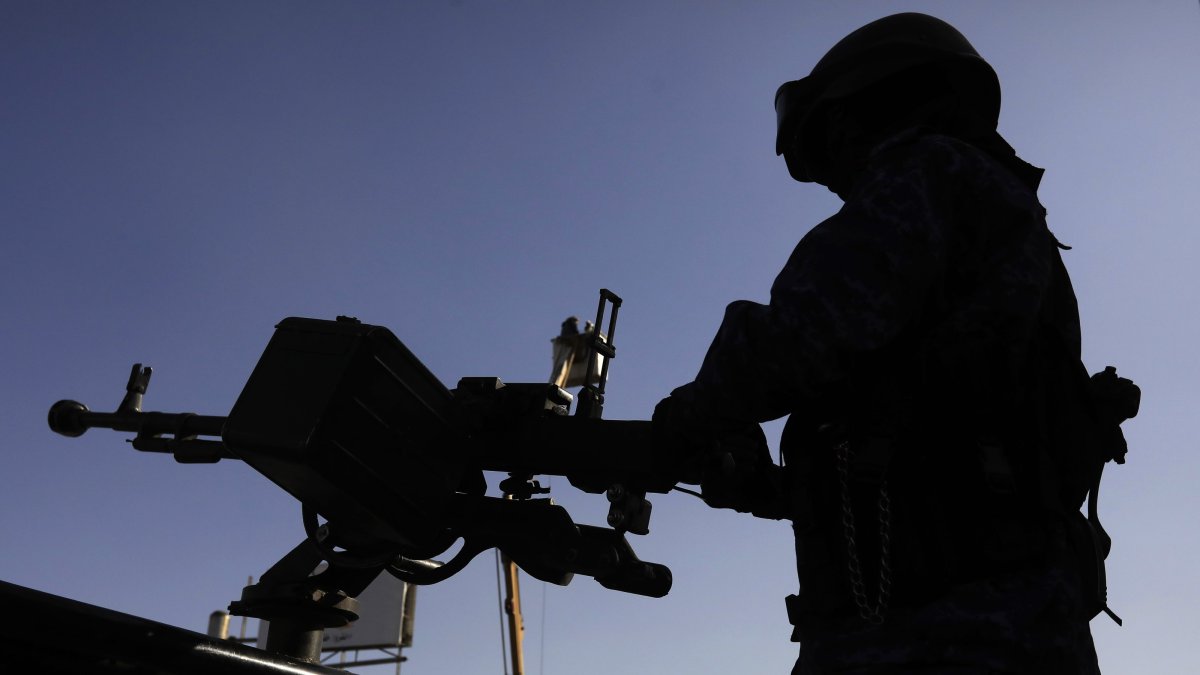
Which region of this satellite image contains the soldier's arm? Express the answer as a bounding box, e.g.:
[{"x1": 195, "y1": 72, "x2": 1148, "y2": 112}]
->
[{"x1": 685, "y1": 136, "x2": 1053, "y2": 425}]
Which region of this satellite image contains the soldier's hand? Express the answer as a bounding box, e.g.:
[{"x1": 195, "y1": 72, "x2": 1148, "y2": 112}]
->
[
  {"x1": 698, "y1": 426, "x2": 787, "y2": 519},
  {"x1": 651, "y1": 383, "x2": 712, "y2": 484},
  {"x1": 652, "y1": 383, "x2": 786, "y2": 518}
]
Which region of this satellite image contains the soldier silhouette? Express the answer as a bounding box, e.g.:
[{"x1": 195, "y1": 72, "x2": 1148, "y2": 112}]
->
[{"x1": 653, "y1": 13, "x2": 1133, "y2": 674}]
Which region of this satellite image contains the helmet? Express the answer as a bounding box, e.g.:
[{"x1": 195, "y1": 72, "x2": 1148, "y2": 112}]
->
[{"x1": 775, "y1": 13, "x2": 1000, "y2": 183}]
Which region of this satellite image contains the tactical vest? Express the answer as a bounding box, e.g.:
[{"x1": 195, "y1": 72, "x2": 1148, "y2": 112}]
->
[{"x1": 782, "y1": 246, "x2": 1135, "y2": 636}]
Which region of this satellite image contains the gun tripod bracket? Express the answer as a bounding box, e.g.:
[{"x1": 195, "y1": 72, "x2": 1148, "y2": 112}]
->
[{"x1": 229, "y1": 539, "x2": 376, "y2": 664}]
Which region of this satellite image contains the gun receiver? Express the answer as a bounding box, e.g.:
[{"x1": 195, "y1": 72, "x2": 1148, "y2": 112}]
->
[{"x1": 49, "y1": 315, "x2": 674, "y2": 601}]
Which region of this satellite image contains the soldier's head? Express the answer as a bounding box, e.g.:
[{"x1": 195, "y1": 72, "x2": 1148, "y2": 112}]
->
[{"x1": 775, "y1": 13, "x2": 1000, "y2": 194}]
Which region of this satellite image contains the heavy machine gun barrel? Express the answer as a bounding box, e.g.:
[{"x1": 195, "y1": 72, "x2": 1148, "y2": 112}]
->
[
  {"x1": 48, "y1": 315, "x2": 675, "y2": 601},
  {"x1": 49, "y1": 363, "x2": 233, "y2": 462},
  {"x1": 49, "y1": 399, "x2": 226, "y2": 439}
]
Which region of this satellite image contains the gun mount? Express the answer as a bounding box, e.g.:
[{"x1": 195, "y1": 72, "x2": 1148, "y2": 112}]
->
[{"x1": 49, "y1": 307, "x2": 675, "y2": 663}]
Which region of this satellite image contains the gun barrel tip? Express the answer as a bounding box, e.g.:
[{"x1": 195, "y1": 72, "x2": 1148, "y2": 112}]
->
[{"x1": 48, "y1": 399, "x2": 89, "y2": 437}]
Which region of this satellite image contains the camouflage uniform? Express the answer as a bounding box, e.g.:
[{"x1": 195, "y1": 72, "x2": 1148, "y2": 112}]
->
[{"x1": 683, "y1": 128, "x2": 1102, "y2": 674}]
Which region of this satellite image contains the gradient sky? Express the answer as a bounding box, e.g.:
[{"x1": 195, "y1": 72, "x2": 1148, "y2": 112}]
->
[{"x1": 3, "y1": 2, "x2": 1198, "y2": 674}]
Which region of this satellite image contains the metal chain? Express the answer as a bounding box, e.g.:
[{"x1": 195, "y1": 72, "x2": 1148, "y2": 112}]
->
[
  {"x1": 836, "y1": 439, "x2": 893, "y2": 625},
  {"x1": 875, "y1": 475, "x2": 893, "y2": 618}
]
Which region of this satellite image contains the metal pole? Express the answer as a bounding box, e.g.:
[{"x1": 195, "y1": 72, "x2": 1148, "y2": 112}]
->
[
  {"x1": 207, "y1": 611, "x2": 231, "y2": 639},
  {"x1": 500, "y1": 552, "x2": 526, "y2": 675},
  {"x1": 263, "y1": 617, "x2": 324, "y2": 664}
]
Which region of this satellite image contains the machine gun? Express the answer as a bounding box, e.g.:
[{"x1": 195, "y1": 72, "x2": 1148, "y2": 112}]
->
[{"x1": 47, "y1": 291, "x2": 677, "y2": 664}]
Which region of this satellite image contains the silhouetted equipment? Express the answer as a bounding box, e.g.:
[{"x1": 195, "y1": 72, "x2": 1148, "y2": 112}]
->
[
  {"x1": 238, "y1": 563, "x2": 416, "y2": 670},
  {"x1": 560, "y1": 316, "x2": 580, "y2": 337},
  {"x1": 550, "y1": 332, "x2": 598, "y2": 389},
  {"x1": 47, "y1": 290, "x2": 672, "y2": 665},
  {"x1": 1, "y1": 580, "x2": 344, "y2": 674},
  {"x1": 550, "y1": 290, "x2": 620, "y2": 393},
  {"x1": 1082, "y1": 365, "x2": 1140, "y2": 625}
]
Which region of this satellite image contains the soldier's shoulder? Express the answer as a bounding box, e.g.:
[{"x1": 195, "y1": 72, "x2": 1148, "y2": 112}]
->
[
  {"x1": 863, "y1": 130, "x2": 1035, "y2": 207},
  {"x1": 847, "y1": 131, "x2": 981, "y2": 207},
  {"x1": 872, "y1": 130, "x2": 991, "y2": 173}
]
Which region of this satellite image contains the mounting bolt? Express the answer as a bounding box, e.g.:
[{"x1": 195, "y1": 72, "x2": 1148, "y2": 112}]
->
[{"x1": 606, "y1": 484, "x2": 625, "y2": 503}]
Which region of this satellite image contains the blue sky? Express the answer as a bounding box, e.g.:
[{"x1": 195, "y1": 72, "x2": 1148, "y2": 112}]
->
[{"x1": 3, "y1": 2, "x2": 1198, "y2": 673}]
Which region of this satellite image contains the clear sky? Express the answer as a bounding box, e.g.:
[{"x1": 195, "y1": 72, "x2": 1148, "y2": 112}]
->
[{"x1": 2, "y1": 2, "x2": 1197, "y2": 673}]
